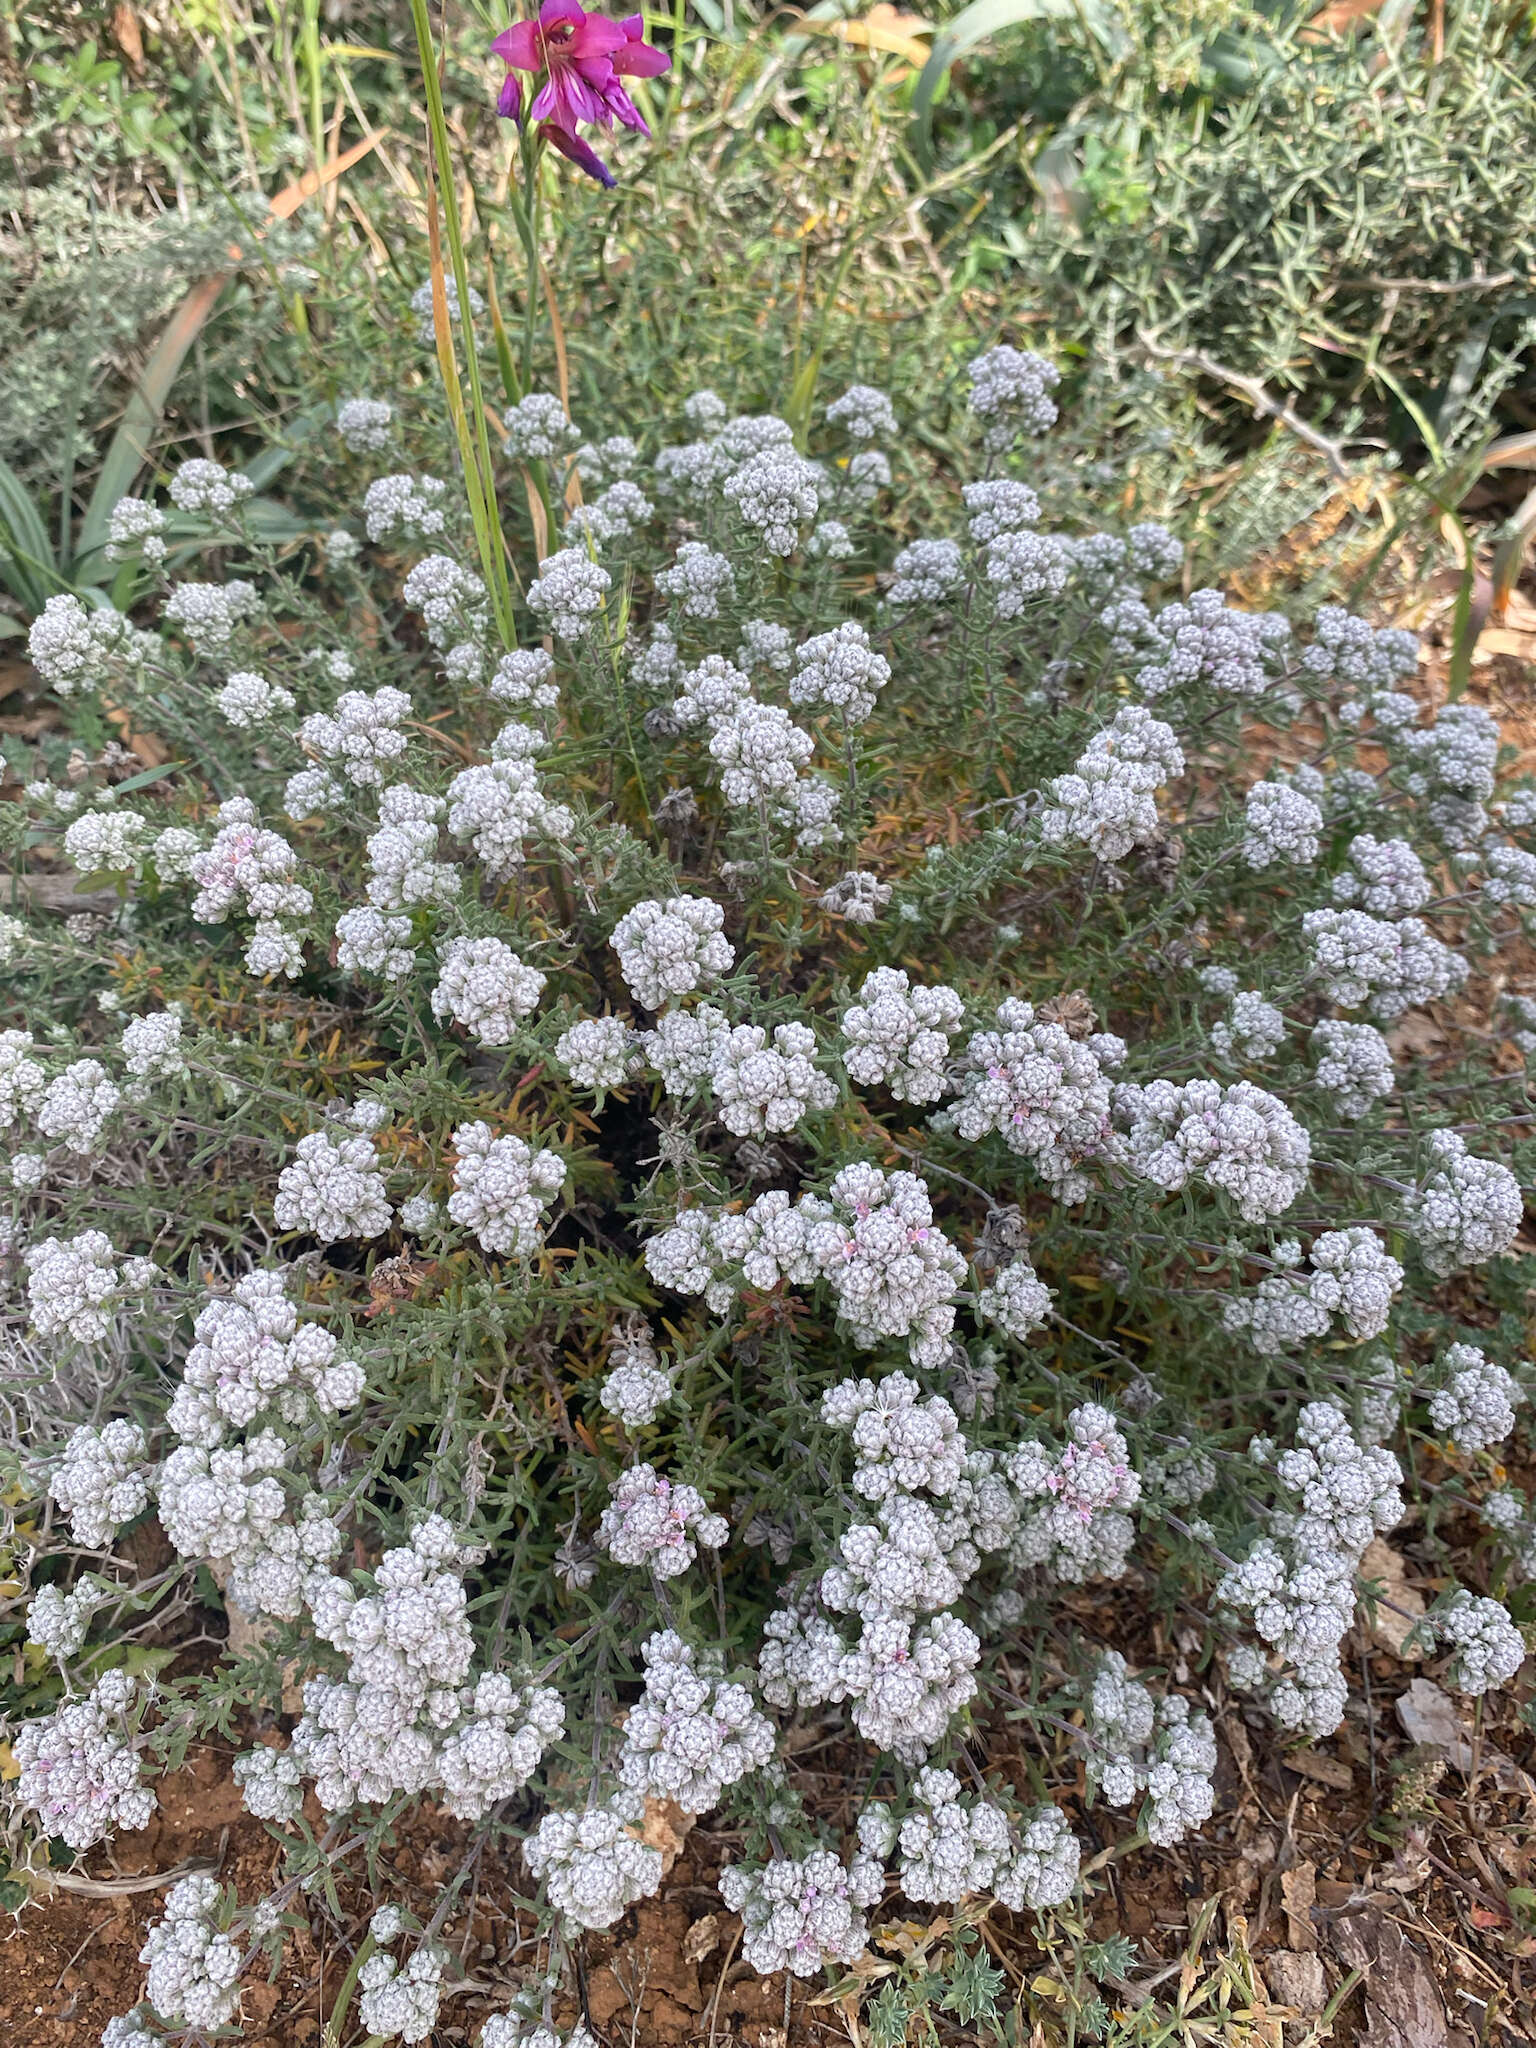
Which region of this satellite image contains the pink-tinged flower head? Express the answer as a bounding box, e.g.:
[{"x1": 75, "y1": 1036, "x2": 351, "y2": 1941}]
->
[{"x1": 492, "y1": 2, "x2": 670, "y2": 183}]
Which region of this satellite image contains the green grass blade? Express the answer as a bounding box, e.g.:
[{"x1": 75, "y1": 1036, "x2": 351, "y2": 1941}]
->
[
  {"x1": 0, "y1": 459, "x2": 61, "y2": 614},
  {"x1": 911, "y1": 0, "x2": 1124, "y2": 170},
  {"x1": 77, "y1": 270, "x2": 232, "y2": 564}
]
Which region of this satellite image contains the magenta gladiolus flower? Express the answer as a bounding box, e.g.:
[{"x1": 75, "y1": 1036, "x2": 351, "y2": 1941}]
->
[{"x1": 492, "y1": 2, "x2": 670, "y2": 188}]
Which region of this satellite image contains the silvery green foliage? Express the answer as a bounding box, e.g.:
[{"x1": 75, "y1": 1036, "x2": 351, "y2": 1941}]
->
[{"x1": 9, "y1": 348, "x2": 1536, "y2": 2029}]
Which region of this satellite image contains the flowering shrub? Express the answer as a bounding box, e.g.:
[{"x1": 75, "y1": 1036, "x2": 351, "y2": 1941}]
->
[{"x1": 3, "y1": 342, "x2": 1533, "y2": 2044}]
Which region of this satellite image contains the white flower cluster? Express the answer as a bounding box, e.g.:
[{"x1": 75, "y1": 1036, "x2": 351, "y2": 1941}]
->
[
  {"x1": 719, "y1": 1848, "x2": 884, "y2": 1977},
  {"x1": 944, "y1": 999, "x2": 1116, "y2": 1202},
  {"x1": 12, "y1": 1667, "x2": 155, "y2": 1851},
  {"x1": 1211, "y1": 989, "x2": 1286, "y2": 1061},
  {"x1": 448, "y1": 1121, "x2": 566, "y2": 1255},
  {"x1": 217, "y1": 669, "x2": 295, "y2": 729},
  {"x1": 963, "y1": 478, "x2": 1039, "y2": 541},
  {"x1": 1408, "y1": 1129, "x2": 1524, "y2": 1275},
  {"x1": 431, "y1": 937, "x2": 546, "y2": 1045},
  {"x1": 1009, "y1": 1404, "x2": 1142, "y2": 1583},
  {"x1": 524, "y1": 1790, "x2": 664, "y2": 1931},
  {"x1": 885, "y1": 536, "x2": 964, "y2": 613},
  {"x1": 402, "y1": 553, "x2": 488, "y2": 647},
  {"x1": 294, "y1": 1516, "x2": 475, "y2": 1808},
  {"x1": 1039, "y1": 705, "x2": 1185, "y2": 863},
  {"x1": 411, "y1": 274, "x2": 484, "y2": 340},
  {"x1": 1081, "y1": 1653, "x2": 1217, "y2": 1846},
  {"x1": 274, "y1": 1128, "x2": 392, "y2": 1241},
  {"x1": 163, "y1": 577, "x2": 259, "y2": 652},
  {"x1": 503, "y1": 393, "x2": 580, "y2": 463},
  {"x1": 576, "y1": 431, "x2": 641, "y2": 484},
  {"x1": 610, "y1": 894, "x2": 734, "y2": 1008},
  {"x1": 826, "y1": 383, "x2": 898, "y2": 440},
  {"x1": 49, "y1": 1419, "x2": 153, "y2": 1545},
  {"x1": 805, "y1": 1164, "x2": 969, "y2": 1366},
  {"x1": 362, "y1": 473, "x2": 447, "y2": 544},
  {"x1": 596, "y1": 1463, "x2": 728, "y2": 1577},
  {"x1": 1418, "y1": 1592, "x2": 1526, "y2": 1697},
  {"x1": 976, "y1": 1256, "x2": 1054, "y2": 1341},
  {"x1": 708, "y1": 1020, "x2": 837, "y2": 1135},
  {"x1": 27, "y1": 1578, "x2": 107, "y2": 1661},
  {"x1": 438, "y1": 1674, "x2": 566, "y2": 1821},
  {"x1": 106, "y1": 495, "x2": 167, "y2": 562},
  {"x1": 25, "y1": 1229, "x2": 125, "y2": 1341},
  {"x1": 1331, "y1": 834, "x2": 1431, "y2": 916},
  {"x1": 140, "y1": 1875, "x2": 243, "y2": 2031},
  {"x1": 156, "y1": 1434, "x2": 288, "y2": 1565},
  {"x1": 1223, "y1": 1227, "x2": 1402, "y2": 1353},
  {"x1": 299, "y1": 685, "x2": 413, "y2": 788},
  {"x1": 655, "y1": 540, "x2": 736, "y2": 618},
  {"x1": 1310, "y1": 1019, "x2": 1394, "y2": 1119},
  {"x1": 859, "y1": 1767, "x2": 1001, "y2": 1904},
  {"x1": 1481, "y1": 840, "x2": 1536, "y2": 907},
  {"x1": 1302, "y1": 605, "x2": 1418, "y2": 693},
  {"x1": 63, "y1": 808, "x2": 150, "y2": 874},
  {"x1": 966, "y1": 345, "x2": 1061, "y2": 450},
  {"x1": 1114, "y1": 1077, "x2": 1310, "y2": 1222},
  {"x1": 446, "y1": 753, "x2": 574, "y2": 874},
  {"x1": 166, "y1": 1268, "x2": 365, "y2": 1446},
  {"x1": 616, "y1": 1629, "x2": 774, "y2": 1812},
  {"x1": 528, "y1": 547, "x2": 611, "y2": 638},
  {"x1": 1427, "y1": 1342, "x2": 1524, "y2": 1452},
  {"x1": 233, "y1": 1745, "x2": 304, "y2": 1822},
  {"x1": 1303, "y1": 908, "x2": 1467, "y2": 1019},
  {"x1": 1134, "y1": 589, "x2": 1290, "y2": 701},
  {"x1": 722, "y1": 448, "x2": 821, "y2": 553},
  {"x1": 1220, "y1": 1404, "x2": 1402, "y2": 1736},
  {"x1": 1400, "y1": 701, "x2": 1500, "y2": 804},
  {"x1": 365, "y1": 786, "x2": 459, "y2": 907},
  {"x1": 490, "y1": 646, "x2": 559, "y2": 710},
  {"x1": 337, "y1": 397, "x2": 393, "y2": 452},
  {"x1": 789, "y1": 621, "x2": 891, "y2": 724},
  {"x1": 1243, "y1": 780, "x2": 1323, "y2": 870},
  {"x1": 358, "y1": 1944, "x2": 444, "y2": 2045},
  {"x1": 671, "y1": 652, "x2": 750, "y2": 727},
  {"x1": 737, "y1": 616, "x2": 794, "y2": 673},
  {"x1": 189, "y1": 797, "x2": 313, "y2": 977},
  {"x1": 169, "y1": 457, "x2": 254, "y2": 518},
  {"x1": 985, "y1": 528, "x2": 1069, "y2": 615},
  {"x1": 821, "y1": 1372, "x2": 966, "y2": 1502},
  {"x1": 839, "y1": 967, "x2": 962, "y2": 1103},
  {"x1": 27, "y1": 592, "x2": 135, "y2": 694},
  {"x1": 556, "y1": 1013, "x2": 641, "y2": 1092},
  {"x1": 0, "y1": 1028, "x2": 46, "y2": 1144},
  {"x1": 35, "y1": 1055, "x2": 121, "y2": 1152},
  {"x1": 708, "y1": 700, "x2": 814, "y2": 806},
  {"x1": 337, "y1": 906, "x2": 418, "y2": 980},
  {"x1": 598, "y1": 1319, "x2": 675, "y2": 1427}
]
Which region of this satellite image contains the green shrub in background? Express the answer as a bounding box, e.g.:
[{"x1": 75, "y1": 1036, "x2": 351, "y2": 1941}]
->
[{"x1": 925, "y1": 0, "x2": 1536, "y2": 455}]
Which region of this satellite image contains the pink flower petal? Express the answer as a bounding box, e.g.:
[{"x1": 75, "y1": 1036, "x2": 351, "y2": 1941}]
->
[
  {"x1": 541, "y1": 121, "x2": 617, "y2": 187},
  {"x1": 491, "y1": 21, "x2": 542, "y2": 66}
]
